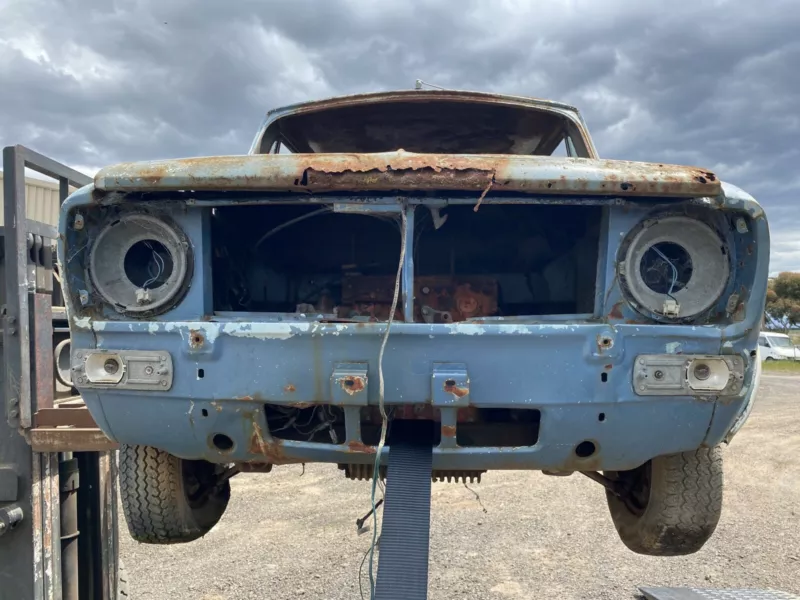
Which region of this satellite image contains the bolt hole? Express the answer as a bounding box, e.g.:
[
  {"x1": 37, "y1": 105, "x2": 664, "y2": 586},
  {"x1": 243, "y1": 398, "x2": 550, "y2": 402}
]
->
[
  {"x1": 344, "y1": 378, "x2": 355, "y2": 388},
  {"x1": 750, "y1": 350, "x2": 757, "y2": 358},
  {"x1": 201, "y1": 409, "x2": 209, "y2": 417},
  {"x1": 601, "y1": 372, "x2": 608, "y2": 383},
  {"x1": 192, "y1": 335, "x2": 203, "y2": 345},
  {"x1": 575, "y1": 440, "x2": 597, "y2": 458},
  {"x1": 600, "y1": 338, "x2": 612, "y2": 347},
  {"x1": 444, "y1": 379, "x2": 457, "y2": 387},
  {"x1": 598, "y1": 413, "x2": 606, "y2": 422},
  {"x1": 212, "y1": 433, "x2": 234, "y2": 452},
  {"x1": 197, "y1": 368, "x2": 205, "y2": 379}
]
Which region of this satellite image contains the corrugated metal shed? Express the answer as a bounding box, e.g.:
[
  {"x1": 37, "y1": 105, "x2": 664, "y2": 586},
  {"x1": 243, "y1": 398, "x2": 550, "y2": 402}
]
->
[{"x1": 0, "y1": 172, "x2": 76, "y2": 227}]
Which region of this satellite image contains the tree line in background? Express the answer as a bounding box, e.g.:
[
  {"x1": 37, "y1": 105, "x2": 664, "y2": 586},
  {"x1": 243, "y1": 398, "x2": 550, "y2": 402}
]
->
[{"x1": 765, "y1": 272, "x2": 800, "y2": 332}]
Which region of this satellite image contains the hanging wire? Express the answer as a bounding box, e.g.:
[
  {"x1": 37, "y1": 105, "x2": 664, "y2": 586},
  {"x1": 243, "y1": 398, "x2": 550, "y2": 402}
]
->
[
  {"x1": 366, "y1": 209, "x2": 408, "y2": 599},
  {"x1": 252, "y1": 207, "x2": 333, "y2": 251},
  {"x1": 649, "y1": 244, "x2": 680, "y2": 302},
  {"x1": 141, "y1": 241, "x2": 165, "y2": 289}
]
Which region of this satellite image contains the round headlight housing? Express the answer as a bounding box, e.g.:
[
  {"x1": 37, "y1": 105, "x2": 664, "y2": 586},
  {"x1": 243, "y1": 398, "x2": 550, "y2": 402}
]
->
[
  {"x1": 88, "y1": 214, "x2": 192, "y2": 315},
  {"x1": 619, "y1": 215, "x2": 729, "y2": 321}
]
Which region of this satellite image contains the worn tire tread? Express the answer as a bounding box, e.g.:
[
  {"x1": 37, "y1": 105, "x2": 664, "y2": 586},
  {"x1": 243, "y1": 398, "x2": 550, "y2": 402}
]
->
[
  {"x1": 606, "y1": 446, "x2": 723, "y2": 556},
  {"x1": 119, "y1": 444, "x2": 217, "y2": 544}
]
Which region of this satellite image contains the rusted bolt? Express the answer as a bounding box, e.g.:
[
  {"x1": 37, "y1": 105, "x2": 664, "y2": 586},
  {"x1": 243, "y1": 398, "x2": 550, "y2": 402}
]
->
[
  {"x1": 693, "y1": 363, "x2": 711, "y2": 380},
  {"x1": 103, "y1": 358, "x2": 120, "y2": 374},
  {"x1": 735, "y1": 218, "x2": 748, "y2": 234},
  {"x1": 653, "y1": 370, "x2": 664, "y2": 380},
  {"x1": 73, "y1": 213, "x2": 85, "y2": 230}
]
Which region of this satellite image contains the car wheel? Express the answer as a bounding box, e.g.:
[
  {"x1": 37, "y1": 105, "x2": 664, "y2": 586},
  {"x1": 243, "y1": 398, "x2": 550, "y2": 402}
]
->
[
  {"x1": 604, "y1": 447, "x2": 722, "y2": 556},
  {"x1": 765, "y1": 357, "x2": 775, "y2": 361},
  {"x1": 119, "y1": 444, "x2": 230, "y2": 544}
]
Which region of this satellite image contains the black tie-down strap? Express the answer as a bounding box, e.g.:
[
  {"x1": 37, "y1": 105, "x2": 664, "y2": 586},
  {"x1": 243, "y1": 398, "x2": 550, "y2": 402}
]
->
[{"x1": 374, "y1": 422, "x2": 434, "y2": 600}]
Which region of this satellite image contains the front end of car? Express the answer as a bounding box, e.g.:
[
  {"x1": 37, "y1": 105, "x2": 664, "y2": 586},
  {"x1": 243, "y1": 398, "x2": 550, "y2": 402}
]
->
[{"x1": 57, "y1": 156, "x2": 769, "y2": 476}]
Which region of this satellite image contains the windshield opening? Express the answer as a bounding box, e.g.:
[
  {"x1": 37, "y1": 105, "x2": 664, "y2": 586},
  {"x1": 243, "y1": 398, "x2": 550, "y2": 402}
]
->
[{"x1": 262, "y1": 100, "x2": 587, "y2": 157}]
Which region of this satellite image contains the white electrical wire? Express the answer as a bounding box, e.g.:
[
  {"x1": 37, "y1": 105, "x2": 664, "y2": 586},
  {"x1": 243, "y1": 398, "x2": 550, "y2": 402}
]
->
[{"x1": 367, "y1": 209, "x2": 408, "y2": 598}]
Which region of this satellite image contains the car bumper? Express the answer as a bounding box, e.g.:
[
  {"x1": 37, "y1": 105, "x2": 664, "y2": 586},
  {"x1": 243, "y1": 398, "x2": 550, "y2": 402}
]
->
[{"x1": 73, "y1": 320, "x2": 758, "y2": 472}]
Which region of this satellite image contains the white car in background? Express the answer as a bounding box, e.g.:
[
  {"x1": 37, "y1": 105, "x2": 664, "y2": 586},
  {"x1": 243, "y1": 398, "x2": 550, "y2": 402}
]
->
[{"x1": 758, "y1": 332, "x2": 800, "y2": 361}]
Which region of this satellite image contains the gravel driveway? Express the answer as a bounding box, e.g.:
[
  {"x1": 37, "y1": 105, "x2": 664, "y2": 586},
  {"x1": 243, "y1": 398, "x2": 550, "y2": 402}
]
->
[{"x1": 120, "y1": 374, "x2": 800, "y2": 600}]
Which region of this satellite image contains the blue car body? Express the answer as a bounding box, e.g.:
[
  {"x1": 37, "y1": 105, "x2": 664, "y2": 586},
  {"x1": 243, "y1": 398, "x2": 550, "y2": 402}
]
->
[{"x1": 57, "y1": 91, "x2": 769, "y2": 475}]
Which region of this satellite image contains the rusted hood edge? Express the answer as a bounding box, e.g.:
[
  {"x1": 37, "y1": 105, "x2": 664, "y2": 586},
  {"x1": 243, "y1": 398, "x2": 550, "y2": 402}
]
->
[{"x1": 94, "y1": 152, "x2": 721, "y2": 197}]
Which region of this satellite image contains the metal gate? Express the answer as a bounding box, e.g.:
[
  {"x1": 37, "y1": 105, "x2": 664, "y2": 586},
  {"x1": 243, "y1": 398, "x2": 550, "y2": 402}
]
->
[{"x1": 1, "y1": 145, "x2": 120, "y2": 600}]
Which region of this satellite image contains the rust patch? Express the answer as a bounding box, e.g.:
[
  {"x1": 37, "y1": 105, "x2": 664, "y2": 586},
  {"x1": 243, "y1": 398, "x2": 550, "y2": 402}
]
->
[
  {"x1": 608, "y1": 301, "x2": 625, "y2": 320},
  {"x1": 96, "y1": 151, "x2": 722, "y2": 198},
  {"x1": 441, "y1": 425, "x2": 457, "y2": 438},
  {"x1": 604, "y1": 364, "x2": 613, "y2": 371},
  {"x1": 235, "y1": 395, "x2": 254, "y2": 402},
  {"x1": 284, "y1": 384, "x2": 296, "y2": 393},
  {"x1": 347, "y1": 440, "x2": 377, "y2": 454},
  {"x1": 248, "y1": 420, "x2": 287, "y2": 462},
  {"x1": 339, "y1": 375, "x2": 366, "y2": 395},
  {"x1": 189, "y1": 330, "x2": 204, "y2": 349}
]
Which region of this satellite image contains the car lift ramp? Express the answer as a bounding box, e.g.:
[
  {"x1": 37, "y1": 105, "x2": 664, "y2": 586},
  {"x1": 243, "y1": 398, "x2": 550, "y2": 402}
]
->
[{"x1": 2, "y1": 144, "x2": 798, "y2": 600}]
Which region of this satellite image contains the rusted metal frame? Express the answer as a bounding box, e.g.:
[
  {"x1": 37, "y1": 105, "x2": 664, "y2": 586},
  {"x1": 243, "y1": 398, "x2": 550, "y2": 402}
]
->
[
  {"x1": 3, "y1": 145, "x2": 91, "y2": 430},
  {"x1": 35, "y1": 408, "x2": 101, "y2": 429},
  {"x1": 30, "y1": 452, "x2": 61, "y2": 600},
  {"x1": 402, "y1": 204, "x2": 415, "y2": 322},
  {"x1": 4, "y1": 146, "x2": 32, "y2": 428},
  {"x1": 29, "y1": 429, "x2": 119, "y2": 453},
  {"x1": 94, "y1": 153, "x2": 721, "y2": 197},
  {"x1": 97, "y1": 452, "x2": 118, "y2": 600},
  {"x1": 248, "y1": 90, "x2": 598, "y2": 156}
]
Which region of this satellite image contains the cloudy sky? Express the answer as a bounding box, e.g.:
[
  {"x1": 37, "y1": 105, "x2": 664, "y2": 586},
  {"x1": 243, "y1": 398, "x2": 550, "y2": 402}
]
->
[{"x1": 1, "y1": 0, "x2": 798, "y2": 273}]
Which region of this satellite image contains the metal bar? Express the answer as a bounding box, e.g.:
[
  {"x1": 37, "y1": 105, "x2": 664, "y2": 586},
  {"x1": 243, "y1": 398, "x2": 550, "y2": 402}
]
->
[
  {"x1": 41, "y1": 453, "x2": 60, "y2": 600},
  {"x1": 29, "y1": 429, "x2": 119, "y2": 453},
  {"x1": 4, "y1": 146, "x2": 32, "y2": 428},
  {"x1": 30, "y1": 453, "x2": 45, "y2": 600},
  {"x1": 59, "y1": 456, "x2": 79, "y2": 600},
  {"x1": 76, "y1": 453, "x2": 99, "y2": 600},
  {"x1": 98, "y1": 452, "x2": 118, "y2": 600},
  {"x1": 32, "y1": 294, "x2": 54, "y2": 411},
  {"x1": 17, "y1": 146, "x2": 92, "y2": 189},
  {"x1": 35, "y1": 408, "x2": 100, "y2": 429},
  {"x1": 402, "y1": 204, "x2": 415, "y2": 322}
]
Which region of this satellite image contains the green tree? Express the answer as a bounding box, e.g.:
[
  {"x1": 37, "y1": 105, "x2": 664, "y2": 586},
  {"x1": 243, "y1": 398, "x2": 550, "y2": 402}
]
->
[{"x1": 766, "y1": 272, "x2": 800, "y2": 332}]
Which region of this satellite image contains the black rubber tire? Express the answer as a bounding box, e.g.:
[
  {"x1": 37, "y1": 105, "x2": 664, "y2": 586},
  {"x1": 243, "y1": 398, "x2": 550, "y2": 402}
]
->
[
  {"x1": 605, "y1": 446, "x2": 723, "y2": 556},
  {"x1": 119, "y1": 444, "x2": 230, "y2": 544},
  {"x1": 118, "y1": 559, "x2": 130, "y2": 599}
]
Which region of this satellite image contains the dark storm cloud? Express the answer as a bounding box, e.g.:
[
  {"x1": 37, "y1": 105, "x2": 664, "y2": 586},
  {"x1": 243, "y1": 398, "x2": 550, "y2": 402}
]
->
[{"x1": 1, "y1": 0, "x2": 798, "y2": 270}]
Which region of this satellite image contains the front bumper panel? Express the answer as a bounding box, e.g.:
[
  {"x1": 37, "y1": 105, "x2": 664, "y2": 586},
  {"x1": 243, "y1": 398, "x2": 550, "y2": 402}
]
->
[{"x1": 73, "y1": 321, "x2": 756, "y2": 471}]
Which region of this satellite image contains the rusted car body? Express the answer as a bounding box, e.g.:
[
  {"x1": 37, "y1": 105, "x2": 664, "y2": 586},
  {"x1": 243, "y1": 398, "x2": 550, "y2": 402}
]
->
[{"x1": 57, "y1": 91, "x2": 768, "y2": 551}]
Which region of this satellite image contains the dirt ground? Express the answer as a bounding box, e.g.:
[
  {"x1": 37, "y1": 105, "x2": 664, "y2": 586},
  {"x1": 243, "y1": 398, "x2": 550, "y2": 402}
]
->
[{"x1": 120, "y1": 375, "x2": 800, "y2": 600}]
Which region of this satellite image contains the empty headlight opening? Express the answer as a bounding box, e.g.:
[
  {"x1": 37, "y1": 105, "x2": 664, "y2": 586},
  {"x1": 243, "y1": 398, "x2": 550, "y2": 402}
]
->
[
  {"x1": 618, "y1": 213, "x2": 731, "y2": 322},
  {"x1": 87, "y1": 213, "x2": 192, "y2": 316}
]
